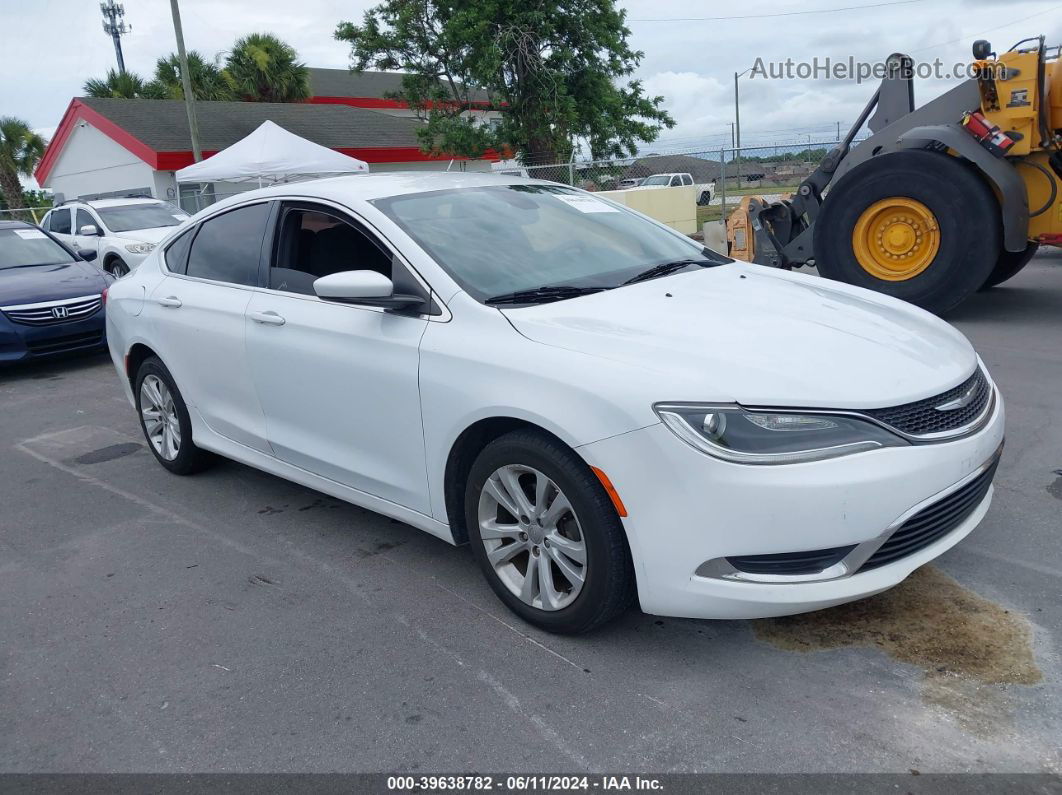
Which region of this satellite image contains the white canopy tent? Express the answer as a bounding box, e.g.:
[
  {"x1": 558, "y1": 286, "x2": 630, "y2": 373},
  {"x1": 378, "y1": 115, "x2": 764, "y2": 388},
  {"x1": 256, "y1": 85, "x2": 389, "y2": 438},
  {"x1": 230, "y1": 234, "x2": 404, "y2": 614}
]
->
[{"x1": 175, "y1": 120, "x2": 369, "y2": 186}]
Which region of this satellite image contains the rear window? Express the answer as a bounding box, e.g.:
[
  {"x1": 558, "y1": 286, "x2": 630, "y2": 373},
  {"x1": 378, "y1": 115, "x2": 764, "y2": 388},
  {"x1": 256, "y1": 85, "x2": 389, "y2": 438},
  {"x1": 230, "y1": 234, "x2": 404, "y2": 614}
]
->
[
  {"x1": 0, "y1": 228, "x2": 75, "y2": 269},
  {"x1": 47, "y1": 209, "x2": 71, "y2": 234},
  {"x1": 185, "y1": 203, "x2": 270, "y2": 286}
]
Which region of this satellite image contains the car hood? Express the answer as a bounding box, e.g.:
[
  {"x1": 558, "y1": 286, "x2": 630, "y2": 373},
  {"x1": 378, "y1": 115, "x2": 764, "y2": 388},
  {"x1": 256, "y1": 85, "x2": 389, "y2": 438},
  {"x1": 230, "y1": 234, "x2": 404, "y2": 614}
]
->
[
  {"x1": 113, "y1": 226, "x2": 177, "y2": 244},
  {"x1": 501, "y1": 263, "x2": 978, "y2": 409},
  {"x1": 0, "y1": 260, "x2": 107, "y2": 306}
]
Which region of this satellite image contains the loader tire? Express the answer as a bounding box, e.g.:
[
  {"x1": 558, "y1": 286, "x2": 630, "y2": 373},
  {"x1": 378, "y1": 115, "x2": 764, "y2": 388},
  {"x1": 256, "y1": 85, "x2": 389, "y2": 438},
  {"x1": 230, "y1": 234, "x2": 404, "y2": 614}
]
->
[
  {"x1": 815, "y1": 150, "x2": 1000, "y2": 315},
  {"x1": 980, "y1": 242, "x2": 1039, "y2": 289}
]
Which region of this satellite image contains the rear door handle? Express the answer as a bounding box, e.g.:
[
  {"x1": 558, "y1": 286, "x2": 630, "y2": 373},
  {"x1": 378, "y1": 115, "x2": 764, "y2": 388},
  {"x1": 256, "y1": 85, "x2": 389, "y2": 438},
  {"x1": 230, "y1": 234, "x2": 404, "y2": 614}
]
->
[
  {"x1": 156, "y1": 296, "x2": 182, "y2": 308},
  {"x1": 250, "y1": 310, "x2": 285, "y2": 326}
]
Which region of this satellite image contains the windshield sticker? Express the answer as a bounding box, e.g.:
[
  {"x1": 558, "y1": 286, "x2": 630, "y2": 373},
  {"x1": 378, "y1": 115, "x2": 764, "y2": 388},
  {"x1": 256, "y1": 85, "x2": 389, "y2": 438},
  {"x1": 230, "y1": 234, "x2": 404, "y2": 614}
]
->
[
  {"x1": 553, "y1": 195, "x2": 619, "y2": 213},
  {"x1": 13, "y1": 229, "x2": 47, "y2": 240}
]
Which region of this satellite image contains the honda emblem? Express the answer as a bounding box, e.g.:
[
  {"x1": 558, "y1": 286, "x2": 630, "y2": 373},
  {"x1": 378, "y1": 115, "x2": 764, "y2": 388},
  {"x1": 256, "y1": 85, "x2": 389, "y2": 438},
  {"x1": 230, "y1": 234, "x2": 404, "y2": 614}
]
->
[{"x1": 51, "y1": 305, "x2": 69, "y2": 319}]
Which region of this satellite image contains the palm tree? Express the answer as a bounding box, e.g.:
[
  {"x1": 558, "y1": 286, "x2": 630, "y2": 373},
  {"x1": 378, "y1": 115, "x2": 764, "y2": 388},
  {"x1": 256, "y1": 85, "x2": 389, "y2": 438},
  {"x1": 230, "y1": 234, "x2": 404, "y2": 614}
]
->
[
  {"x1": 0, "y1": 118, "x2": 47, "y2": 222},
  {"x1": 148, "y1": 51, "x2": 235, "y2": 101},
  {"x1": 83, "y1": 68, "x2": 150, "y2": 99},
  {"x1": 224, "y1": 33, "x2": 310, "y2": 102}
]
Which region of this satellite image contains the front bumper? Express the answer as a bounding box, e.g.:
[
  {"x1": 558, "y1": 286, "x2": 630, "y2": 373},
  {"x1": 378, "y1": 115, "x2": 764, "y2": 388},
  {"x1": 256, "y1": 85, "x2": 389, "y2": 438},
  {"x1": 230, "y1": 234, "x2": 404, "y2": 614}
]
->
[
  {"x1": 0, "y1": 313, "x2": 107, "y2": 363},
  {"x1": 578, "y1": 386, "x2": 1005, "y2": 619}
]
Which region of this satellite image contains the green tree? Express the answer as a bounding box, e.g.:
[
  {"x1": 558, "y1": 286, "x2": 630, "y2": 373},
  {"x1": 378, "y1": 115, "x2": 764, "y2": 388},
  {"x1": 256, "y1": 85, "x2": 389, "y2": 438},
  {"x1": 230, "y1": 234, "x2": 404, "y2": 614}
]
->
[
  {"x1": 147, "y1": 51, "x2": 235, "y2": 101},
  {"x1": 335, "y1": 0, "x2": 674, "y2": 164},
  {"x1": 224, "y1": 33, "x2": 310, "y2": 102},
  {"x1": 0, "y1": 118, "x2": 47, "y2": 221},
  {"x1": 83, "y1": 68, "x2": 151, "y2": 99}
]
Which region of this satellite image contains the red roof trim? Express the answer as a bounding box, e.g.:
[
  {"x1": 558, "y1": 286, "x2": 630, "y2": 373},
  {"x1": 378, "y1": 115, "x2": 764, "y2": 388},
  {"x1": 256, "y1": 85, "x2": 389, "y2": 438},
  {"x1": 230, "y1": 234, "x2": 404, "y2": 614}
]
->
[
  {"x1": 35, "y1": 99, "x2": 162, "y2": 184},
  {"x1": 35, "y1": 98, "x2": 501, "y2": 182}
]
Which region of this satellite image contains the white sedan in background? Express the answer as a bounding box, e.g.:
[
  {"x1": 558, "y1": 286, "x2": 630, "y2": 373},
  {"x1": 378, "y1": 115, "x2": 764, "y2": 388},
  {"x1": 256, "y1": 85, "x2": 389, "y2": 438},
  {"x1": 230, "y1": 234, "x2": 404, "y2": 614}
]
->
[{"x1": 105, "y1": 173, "x2": 1003, "y2": 634}]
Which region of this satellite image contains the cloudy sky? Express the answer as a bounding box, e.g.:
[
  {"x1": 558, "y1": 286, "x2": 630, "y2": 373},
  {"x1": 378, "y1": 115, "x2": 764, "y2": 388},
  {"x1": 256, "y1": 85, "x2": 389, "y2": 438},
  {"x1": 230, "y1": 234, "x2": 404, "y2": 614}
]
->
[{"x1": 4, "y1": 0, "x2": 1061, "y2": 167}]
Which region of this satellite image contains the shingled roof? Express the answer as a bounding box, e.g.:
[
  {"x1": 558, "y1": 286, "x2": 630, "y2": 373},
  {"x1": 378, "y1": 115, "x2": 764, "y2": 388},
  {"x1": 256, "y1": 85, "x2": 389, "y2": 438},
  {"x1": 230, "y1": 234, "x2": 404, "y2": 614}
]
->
[
  {"x1": 308, "y1": 67, "x2": 492, "y2": 104},
  {"x1": 78, "y1": 96, "x2": 425, "y2": 152}
]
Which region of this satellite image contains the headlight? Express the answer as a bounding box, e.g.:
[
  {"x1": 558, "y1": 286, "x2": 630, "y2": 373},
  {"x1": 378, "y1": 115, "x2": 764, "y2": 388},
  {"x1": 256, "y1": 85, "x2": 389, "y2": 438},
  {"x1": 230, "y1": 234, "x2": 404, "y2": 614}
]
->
[
  {"x1": 654, "y1": 403, "x2": 907, "y2": 464},
  {"x1": 124, "y1": 242, "x2": 156, "y2": 254}
]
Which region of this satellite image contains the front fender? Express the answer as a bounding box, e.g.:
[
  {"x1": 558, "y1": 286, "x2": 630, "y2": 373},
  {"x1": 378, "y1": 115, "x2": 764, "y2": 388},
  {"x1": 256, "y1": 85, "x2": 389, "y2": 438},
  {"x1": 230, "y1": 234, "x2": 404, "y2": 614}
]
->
[{"x1": 896, "y1": 124, "x2": 1029, "y2": 252}]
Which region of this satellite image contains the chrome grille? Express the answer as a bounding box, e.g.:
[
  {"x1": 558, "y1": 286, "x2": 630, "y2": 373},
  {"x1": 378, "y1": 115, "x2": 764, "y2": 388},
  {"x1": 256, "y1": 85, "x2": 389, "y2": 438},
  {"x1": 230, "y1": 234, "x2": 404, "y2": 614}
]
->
[
  {"x1": 864, "y1": 368, "x2": 991, "y2": 438},
  {"x1": 1, "y1": 295, "x2": 103, "y2": 326}
]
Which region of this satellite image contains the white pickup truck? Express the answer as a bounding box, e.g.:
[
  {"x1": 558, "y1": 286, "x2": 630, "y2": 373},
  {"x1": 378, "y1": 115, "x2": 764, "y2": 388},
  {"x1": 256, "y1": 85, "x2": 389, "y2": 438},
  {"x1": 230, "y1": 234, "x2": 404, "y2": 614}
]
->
[{"x1": 628, "y1": 172, "x2": 716, "y2": 206}]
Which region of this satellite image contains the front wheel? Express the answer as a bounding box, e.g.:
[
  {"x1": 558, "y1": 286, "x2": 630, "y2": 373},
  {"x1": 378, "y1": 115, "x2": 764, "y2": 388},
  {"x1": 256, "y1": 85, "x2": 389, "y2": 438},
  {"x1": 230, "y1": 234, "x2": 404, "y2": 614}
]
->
[
  {"x1": 106, "y1": 258, "x2": 130, "y2": 278},
  {"x1": 815, "y1": 150, "x2": 1001, "y2": 314},
  {"x1": 465, "y1": 430, "x2": 635, "y2": 634}
]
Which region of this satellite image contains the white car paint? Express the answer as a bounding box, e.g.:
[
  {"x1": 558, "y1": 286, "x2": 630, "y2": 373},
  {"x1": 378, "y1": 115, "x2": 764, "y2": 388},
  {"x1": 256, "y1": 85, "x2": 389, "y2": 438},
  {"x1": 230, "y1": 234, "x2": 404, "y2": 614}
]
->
[
  {"x1": 104, "y1": 172, "x2": 1004, "y2": 623},
  {"x1": 42, "y1": 198, "x2": 190, "y2": 276},
  {"x1": 629, "y1": 172, "x2": 716, "y2": 204}
]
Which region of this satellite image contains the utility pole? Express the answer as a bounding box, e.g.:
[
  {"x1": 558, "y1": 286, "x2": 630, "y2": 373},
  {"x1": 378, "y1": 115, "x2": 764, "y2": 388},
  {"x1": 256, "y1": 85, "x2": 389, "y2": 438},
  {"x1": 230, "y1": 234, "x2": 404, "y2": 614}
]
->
[
  {"x1": 169, "y1": 0, "x2": 202, "y2": 162},
  {"x1": 729, "y1": 122, "x2": 736, "y2": 148},
  {"x1": 100, "y1": 1, "x2": 129, "y2": 73},
  {"x1": 836, "y1": 120, "x2": 841, "y2": 141}
]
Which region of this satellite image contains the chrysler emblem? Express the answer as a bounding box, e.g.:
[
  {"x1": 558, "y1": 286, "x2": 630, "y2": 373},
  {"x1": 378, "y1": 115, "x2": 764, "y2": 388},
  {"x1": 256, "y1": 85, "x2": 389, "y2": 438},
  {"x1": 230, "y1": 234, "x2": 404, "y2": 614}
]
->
[
  {"x1": 935, "y1": 382, "x2": 979, "y2": 412},
  {"x1": 51, "y1": 305, "x2": 69, "y2": 319}
]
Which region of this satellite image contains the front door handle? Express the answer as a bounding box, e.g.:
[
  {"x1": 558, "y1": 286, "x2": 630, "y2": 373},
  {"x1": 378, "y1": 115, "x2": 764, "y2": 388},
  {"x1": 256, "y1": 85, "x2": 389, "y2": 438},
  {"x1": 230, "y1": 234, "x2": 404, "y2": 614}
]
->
[
  {"x1": 156, "y1": 296, "x2": 182, "y2": 308},
  {"x1": 250, "y1": 310, "x2": 286, "y2": 326}
]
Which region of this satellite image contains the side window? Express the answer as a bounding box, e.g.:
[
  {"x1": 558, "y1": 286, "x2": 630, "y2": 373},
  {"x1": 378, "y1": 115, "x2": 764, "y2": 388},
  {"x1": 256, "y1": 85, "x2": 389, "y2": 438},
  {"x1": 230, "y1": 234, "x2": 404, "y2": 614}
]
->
[
  {"x1": 669, "y1": 175, "x2": 682, "y2": 187},
  {"x1": 164, "y1": 227, "x2": 196, "y2": 274},
  {"x1": 682, "y1": 175, "x2": 693, "y2": 186},
  {"x1": 75, "y1": 209, "x2": 96, "y2": 234},
  {"x1": 269, "y1": 205, "x2": 392, "y2": 295},
  {"x1": 49, "y1": 208, "x2": 71, "y2": 234},
  {"x1": 185, "y1": 203, "x2": 270, "y2": 286}
]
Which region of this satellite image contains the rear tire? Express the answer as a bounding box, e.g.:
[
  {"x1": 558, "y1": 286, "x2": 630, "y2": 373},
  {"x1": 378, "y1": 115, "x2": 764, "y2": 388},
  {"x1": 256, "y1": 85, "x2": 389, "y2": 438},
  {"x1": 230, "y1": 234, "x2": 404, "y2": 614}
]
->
[
  {"x1": 815, "y1": 150, "x2": 1001, "y2": 314},
  {"x1": 465, "y1": 429, "x2": 635, "y2": 634},
  {"x1": 980, "y1": 242, "x2": 1039, "y2": 289},
  {"x1": 134, "y1": 356, "x2": 213, "y2": 475}
]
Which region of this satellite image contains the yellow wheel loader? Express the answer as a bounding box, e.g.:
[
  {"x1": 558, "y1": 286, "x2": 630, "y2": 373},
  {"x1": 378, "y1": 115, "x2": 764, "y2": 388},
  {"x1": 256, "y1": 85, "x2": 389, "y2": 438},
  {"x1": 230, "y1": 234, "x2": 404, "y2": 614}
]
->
[{"x1": 726, "y1": 37, "x2": 1062, "y2": 314}]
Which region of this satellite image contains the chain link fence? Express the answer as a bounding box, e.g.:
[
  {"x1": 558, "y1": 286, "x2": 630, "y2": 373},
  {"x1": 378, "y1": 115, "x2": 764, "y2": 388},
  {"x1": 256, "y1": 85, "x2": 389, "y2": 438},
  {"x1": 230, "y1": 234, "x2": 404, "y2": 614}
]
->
[
  {"x1": 0, "y1": 206, "x2": 52, "y2": 224},
  {"x1": 511, "y1": 138, "x2": 868, "y2": 230}
]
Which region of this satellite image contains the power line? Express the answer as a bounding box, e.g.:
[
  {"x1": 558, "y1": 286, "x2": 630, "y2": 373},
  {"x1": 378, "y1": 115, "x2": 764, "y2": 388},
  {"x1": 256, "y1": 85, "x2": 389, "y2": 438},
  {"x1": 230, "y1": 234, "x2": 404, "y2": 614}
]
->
[
  {"x1": 628, "y1": 0, "x2": 926, "y2": 23},
  {"x1": 908, "y1": 3, "x2": 1062, "y2": 54}
]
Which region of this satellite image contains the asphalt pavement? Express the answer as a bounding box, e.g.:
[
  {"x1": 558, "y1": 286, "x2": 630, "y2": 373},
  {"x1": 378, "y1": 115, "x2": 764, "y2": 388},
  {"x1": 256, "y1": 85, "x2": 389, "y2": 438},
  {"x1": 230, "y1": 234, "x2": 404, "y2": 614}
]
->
[{"x1": 2, "y1": 252, "x2": 1060, "y2": 773}]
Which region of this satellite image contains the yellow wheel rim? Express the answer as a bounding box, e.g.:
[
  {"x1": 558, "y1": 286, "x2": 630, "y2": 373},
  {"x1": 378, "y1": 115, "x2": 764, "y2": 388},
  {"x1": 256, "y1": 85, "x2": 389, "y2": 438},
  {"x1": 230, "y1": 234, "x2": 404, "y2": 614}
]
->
[{"x1": 852, "y1": 197, "x2": 941, "y2": 281}]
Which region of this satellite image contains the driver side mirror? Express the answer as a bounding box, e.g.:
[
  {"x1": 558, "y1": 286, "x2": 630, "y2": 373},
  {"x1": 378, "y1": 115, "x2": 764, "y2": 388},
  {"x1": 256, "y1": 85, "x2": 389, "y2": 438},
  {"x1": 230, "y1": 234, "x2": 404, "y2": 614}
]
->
[
  {"x1": 313, "y1": 270, "x2": 425, "y2": 311},
  {"x1": 76, "y1": 248, "x2": 98, "y2": 262},
  {"x1": 79, "y1": 224, "x2": 101, "y2": 236}
]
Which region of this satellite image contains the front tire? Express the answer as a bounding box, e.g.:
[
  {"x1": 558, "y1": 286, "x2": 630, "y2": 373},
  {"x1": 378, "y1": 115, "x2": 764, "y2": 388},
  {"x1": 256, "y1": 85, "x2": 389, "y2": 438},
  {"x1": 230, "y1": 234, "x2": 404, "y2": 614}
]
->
[
  {"x1": 106, "y1": 257, "x2": 130, "y2": 278},
  {"x1": 465, "y1": 430, "x2": 635, "y2": 634},
  {"x1": 815, "y1": 150, "x2": 1001, "y2": 314},
  {"x1": 134, "y1": 356, "x2": 212, "y2": 475}
]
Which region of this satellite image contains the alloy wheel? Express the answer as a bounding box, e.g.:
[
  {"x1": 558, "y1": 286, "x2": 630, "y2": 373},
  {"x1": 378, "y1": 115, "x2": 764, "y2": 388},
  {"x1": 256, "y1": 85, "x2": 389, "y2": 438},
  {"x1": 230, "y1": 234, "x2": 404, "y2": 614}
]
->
[
  {"x1": 140, "y1": 375, "x2": 181, "y2": 461},
  {"x1": 477, "y1": 464, "x2": 587, "y2": 611}
]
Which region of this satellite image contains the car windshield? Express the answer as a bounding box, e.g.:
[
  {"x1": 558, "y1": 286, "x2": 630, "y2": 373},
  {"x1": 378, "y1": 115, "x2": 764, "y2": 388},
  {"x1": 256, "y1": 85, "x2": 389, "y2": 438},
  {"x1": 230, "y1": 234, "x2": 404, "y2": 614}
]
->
[
  {"x1": 0, "y1": 228, "x2": 75, "y2": 269},
  {"x1": 95, "y1": 203, "x2": 188, "y2": 232},
  {"x1": 640, "y1": 175, "x2": 671, "y2": 186},
  {"x1": 373, "y1": 184, "x2": 729, "y2": 303}
]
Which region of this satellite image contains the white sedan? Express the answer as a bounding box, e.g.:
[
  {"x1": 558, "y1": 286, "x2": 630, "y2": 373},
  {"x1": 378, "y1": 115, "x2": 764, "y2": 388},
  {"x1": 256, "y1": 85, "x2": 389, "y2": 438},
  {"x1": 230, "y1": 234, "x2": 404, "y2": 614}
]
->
[{"x1": 105, "y1": 173, "x2": 1004, "y2": 634}]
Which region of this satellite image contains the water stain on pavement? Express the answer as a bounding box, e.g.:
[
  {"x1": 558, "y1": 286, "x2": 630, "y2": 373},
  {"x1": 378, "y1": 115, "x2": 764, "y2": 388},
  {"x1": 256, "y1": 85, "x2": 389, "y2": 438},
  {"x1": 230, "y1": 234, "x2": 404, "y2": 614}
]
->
[
  {"x1": 753, "y1": 566, "x2": 1042, "y2": 736},
  {"x1": 72, "y1": 442, "x2": 143, "y2": 465},
  {"x1": 1047, "y1": 469, "x2": 1062, "y2": 501}
]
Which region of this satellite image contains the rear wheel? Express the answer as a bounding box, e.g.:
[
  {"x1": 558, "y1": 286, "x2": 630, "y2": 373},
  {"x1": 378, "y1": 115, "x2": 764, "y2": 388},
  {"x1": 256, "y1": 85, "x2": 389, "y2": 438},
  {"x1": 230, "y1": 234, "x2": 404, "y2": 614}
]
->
[
  {"x1": 465, "y1": 429, "x2": 635, "y2": 634},
  {"x1": 134, "y1": 357, "x2": 213, "y2": 475},
  {"x1": 980, "y1": 242, "x2": 1039, "y2": 289},
  {"x1": 815, "y1": 150, "x2": 1000, "y2": 314}
]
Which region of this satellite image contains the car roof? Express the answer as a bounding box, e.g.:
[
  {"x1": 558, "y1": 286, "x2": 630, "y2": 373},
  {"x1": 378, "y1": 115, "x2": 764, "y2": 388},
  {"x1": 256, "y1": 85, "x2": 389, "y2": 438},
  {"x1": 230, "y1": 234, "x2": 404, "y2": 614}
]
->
[
  {"x1": 204, "y1": 172, "x2": 548, "y2": 214},
  {"x1": 0, "y1": 220, "x2": 34, "y2": 229},
  {"x1": 76, "y1": 197, "x2": 166, "y2": 208}
]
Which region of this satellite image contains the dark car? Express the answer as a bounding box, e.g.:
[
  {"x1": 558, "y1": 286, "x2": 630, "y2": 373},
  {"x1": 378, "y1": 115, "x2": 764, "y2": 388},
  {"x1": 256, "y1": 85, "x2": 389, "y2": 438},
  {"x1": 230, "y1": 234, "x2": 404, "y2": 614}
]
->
[{"x1": 0, "y1": 220, "x2": 112, "y2": 363}]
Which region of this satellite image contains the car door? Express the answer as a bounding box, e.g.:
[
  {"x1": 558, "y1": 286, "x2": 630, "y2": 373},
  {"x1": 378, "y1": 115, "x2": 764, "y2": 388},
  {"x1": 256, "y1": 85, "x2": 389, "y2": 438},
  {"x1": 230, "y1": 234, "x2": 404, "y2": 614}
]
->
[
  {"x1": 145, "y1": 201, "x2": 273, "y2": 453},
  {"x1": 72, "y1": 208, "x2": 101, "y2": 256},
  {"x1": 244, "y1": 201, "x2": 431, "y2": 513}
]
